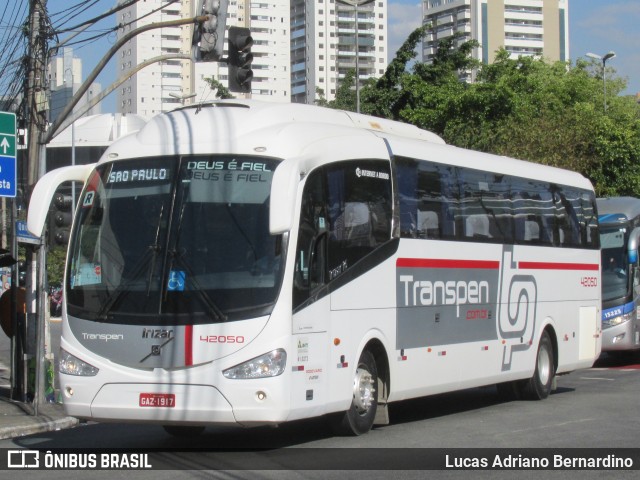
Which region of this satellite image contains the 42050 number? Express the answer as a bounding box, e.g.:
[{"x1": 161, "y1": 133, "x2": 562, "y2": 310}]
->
[{"x1": 199, "y1": 335, "x2": 245, "y2": 343}]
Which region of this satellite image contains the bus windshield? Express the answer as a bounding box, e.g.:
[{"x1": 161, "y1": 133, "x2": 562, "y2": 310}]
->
[
  {"x1": 66, "y1": 155, "x2": 284, "y2": 324},
  {"x1": 600, "y1": 225, "x2": 630, "y2": 302}
]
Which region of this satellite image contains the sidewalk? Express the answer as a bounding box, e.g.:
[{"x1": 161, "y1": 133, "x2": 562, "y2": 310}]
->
[
  {"x1": 0, "y1": 360, "x2": 79, "y2": 440},
  {"x1": 0, "y1": 390, "x2": 79, "y2": 440}
]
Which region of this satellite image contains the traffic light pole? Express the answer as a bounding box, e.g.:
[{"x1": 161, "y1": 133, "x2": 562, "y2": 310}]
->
[
  {"x1": 53, "y1": 54, "x2": 191, "y2": 135},
  {"x1": 34, "y1": 236, "x2": 47, "y2": 414},
  {"x1": 45, "y1": 15, "x2": 208, "y2": 144}
]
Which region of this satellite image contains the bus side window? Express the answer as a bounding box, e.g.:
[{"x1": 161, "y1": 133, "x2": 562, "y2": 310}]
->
[
  {"x1": 293, "y1": 171, "x2": 327, "y2": 309},
  {"x1": 395, "y1": 159, "x2": 419, "y2": 238},
  {"x1": 326, "y1": 160, "x2": 392, "y2": 269}
]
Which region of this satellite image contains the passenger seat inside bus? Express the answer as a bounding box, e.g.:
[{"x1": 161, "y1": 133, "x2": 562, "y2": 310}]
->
[
  {"x1": 417, "y1": 210, "x2": 439, "y2": 238},
  {"x1": 465, "y1": 214, "x2": 491, "y2": 239},
  {"x1": 524, "y1": 220, "x2": 540, "y2": 242},
  {"x1": 344, "y1": 202, "x2": 374, "y2": 246}
]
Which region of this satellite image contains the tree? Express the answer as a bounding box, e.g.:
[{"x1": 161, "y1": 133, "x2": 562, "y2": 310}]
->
[
  {"x1": 47, "y1": 245, "x2": 67, "y2": 288},
  {"x1": 204, "y1": 77, "x2": 234, "y2": 99},
  {"x1": 362, "y1": 28, "x2": 479, "y2": 124},
  {"x1": 444, "y1": 51, "x2": 640, "y2": 196},
  {"x1": 314, "y1": 87, "x2": 329, "y2": 107},
  {"x1": 321, "y1": 26, "x2": 640, "y2": 197},
  {"x1": 313, "y1": 70, "x2": 358, "y2": 111}
]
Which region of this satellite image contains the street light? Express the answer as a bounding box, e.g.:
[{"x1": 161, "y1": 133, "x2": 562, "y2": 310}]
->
[
  {"x1": 64, "y1": 68, "x2": 76, "y2": 217},
  {"x1": 337, "y1": 0, "x2": 375, "y2": 113},
  {"x1": 586, "y1": 51, "x2": 616, "y2": 112},
  {"x1": 169, "y1": 92, "x2": 197, "y2": 105}
]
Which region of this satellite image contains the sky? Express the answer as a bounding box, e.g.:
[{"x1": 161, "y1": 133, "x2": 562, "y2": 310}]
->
[{"x1": 48, "y1": 0, "x2": 640, "y2": 114}]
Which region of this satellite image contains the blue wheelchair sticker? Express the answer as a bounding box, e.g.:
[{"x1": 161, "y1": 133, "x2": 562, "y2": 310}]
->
[{"x1": 167, "y1": 270, "x2": 186, "y2": 291}]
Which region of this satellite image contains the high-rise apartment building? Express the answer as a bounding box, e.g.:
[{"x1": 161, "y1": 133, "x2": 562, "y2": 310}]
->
[
  {"x1": 291, "y1": 0, "x2": 388, "y2": 104},
  {"x1": 115, "y1": 0, "x2": 291, "y2": 117},
  {"x1": 422, "y1": 0, "x2": 569, "y2": 67},
  {"x1": 48, "y1": 48, "x2": 102, "y2": 123}
]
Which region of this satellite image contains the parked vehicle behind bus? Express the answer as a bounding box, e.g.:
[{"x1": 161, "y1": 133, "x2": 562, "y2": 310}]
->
[
  {"x1": 27, "y1": 101, "x2": 601, "y2": 436},
  {"x1": 597, "y1": 197, "x2": 640, "y2": 354}
]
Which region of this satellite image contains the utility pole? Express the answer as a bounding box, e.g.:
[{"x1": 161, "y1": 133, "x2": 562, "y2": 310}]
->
[
  {"x1": 24, "y1": 0, "x2": 49, "y2": 412},
  {"x1": 26, "y1": 0, "x2": 49, "y2": 188}
]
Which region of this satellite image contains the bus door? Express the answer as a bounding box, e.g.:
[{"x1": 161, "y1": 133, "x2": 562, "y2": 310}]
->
[
  {"x1": 291, "y1": 168, "x2": 331, "y2": 413},
  {"x1": 290, "y1": 159, "x2": 394, "y2": 414}
]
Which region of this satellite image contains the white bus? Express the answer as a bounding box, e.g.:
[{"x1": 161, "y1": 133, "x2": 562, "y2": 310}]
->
[
  {"x1": 597, "y1": 197, "x2": 640, "y2": 353},
  {"x1": 27, "y1": 101, "x2": 601, "y2": 436}
]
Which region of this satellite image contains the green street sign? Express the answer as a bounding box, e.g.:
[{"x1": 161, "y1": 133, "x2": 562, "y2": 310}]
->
[{"x1": 0, "y1": 111, "x2": 17, "y2": 198}]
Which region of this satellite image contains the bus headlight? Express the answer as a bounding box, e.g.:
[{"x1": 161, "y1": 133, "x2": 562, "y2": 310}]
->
[
  {"x1": 603, "y1": 311, "x2": 634, "y2": 329},
  {"x1": 223, "y1": 349, "x2": 287, "y2": 379},
  {"x1": 59, "y1": 349, "x2": 99, "y2": 376}
]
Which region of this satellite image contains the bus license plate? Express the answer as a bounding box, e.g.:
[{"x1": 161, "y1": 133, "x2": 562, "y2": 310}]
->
[{"x1": 139, "y1": 393, "x2": 175, "y2": 408}]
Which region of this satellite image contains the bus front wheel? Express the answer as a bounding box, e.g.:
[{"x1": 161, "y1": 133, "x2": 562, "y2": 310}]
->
[{"x1": 331, "y1": 350, "x2": 378, "y2": 436}]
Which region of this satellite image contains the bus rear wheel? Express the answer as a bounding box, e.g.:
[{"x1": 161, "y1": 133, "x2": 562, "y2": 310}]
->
[
  {"x1": 331, "y1": 350, "x2": 378, "y2": 436},
  {"x1": 520, "y1": 331, "x2": 555, "y2": 400}
]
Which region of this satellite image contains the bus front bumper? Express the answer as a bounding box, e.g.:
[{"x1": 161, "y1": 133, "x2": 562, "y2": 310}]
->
[
  {"x1": 65, "y1": 383, "x2": 238, "y2": 425},
  {"x1": 602, "y1": 320, "x2": 640, "y2": 352},
  {"x1": 61, "y1": 378, "x2": 292, "y2": 427}
]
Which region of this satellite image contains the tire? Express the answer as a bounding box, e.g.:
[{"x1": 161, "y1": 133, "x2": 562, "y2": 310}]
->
[
  {"x1": 331, "y1": 350, "x2": 378, "y2": 436},
  {"x1": 162, "y1": 425, "x2": 205, "y2": 437},
  {"x1": 520, "y1": 331, "x2": 555, "y2": 400}
]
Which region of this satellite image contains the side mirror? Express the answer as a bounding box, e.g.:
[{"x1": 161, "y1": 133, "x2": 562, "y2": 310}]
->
[
  {"x1": 27, "y1": 164, "x2": 95, "y2": 238},
  {"x1": 269, "y1": 159, "x2": 300, "y2": 234},
  {"x1": 628, "y1": 227, "x2": 640, "y2": 265}
]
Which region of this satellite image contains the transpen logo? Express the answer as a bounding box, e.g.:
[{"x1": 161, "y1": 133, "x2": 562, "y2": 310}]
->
[
  {"x1": 398, "y1": 276, "x2": 491, "y2": 318},
  {"x1": 395, "y1": 257, "x2": 500, "y2": 350},
  {"x1": 498, "y1": 245, "x2": 537, "y2": 371}
]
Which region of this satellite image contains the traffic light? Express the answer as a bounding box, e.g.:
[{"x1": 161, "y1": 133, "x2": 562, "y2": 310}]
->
[
  {"x1": 191, "y1": 0, "x2": 228, "y2": 62},
  {"x1": 0, "y1": 248, "x2": 15, "y2": 268},
  {"x1": 48, "y1": 191, "x2": 73, "y2": 248},
  {"x1": 227, "y1": 26, "x2": 253, "y2": 93}
]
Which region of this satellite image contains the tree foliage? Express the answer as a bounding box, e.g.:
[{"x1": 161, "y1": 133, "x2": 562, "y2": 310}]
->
[
  {"x1": 204, "y1": 77, "x2": 234, "y2": 100},
  {"x1": 327, "y1": 27, "x2": 640, "y2": 197},
  {"x1": 47, "y1": 245, "x2": 67, "y2": 288}
]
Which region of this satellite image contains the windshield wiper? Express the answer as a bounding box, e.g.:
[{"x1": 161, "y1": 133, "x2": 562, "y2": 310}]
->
[
  {"x1": 97, "y1": 205, "x2": 166, "y2": 320},
  {"x1": 162, "y1": 176, "x2": 227, "y2": 322},
  {"x1": 96, "y1": 243, "x2": 160, "y2": 320},
  {"x1": 146, "y1": 204, "x2": 165, "y2": 295},
  {"x1": 167, "y1": 249, "x2": 228, "y2": 322}
]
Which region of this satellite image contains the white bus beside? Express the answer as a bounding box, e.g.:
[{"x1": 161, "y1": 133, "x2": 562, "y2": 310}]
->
[{"x1": 27, "y1": 101, "x2": 601, "y2": 436}]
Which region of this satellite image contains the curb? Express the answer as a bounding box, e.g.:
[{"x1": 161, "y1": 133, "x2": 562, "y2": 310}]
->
[
  {"x1": 0, "y1": 415, "x2": 80, "y2": 440},
  {"x1": 0, "y1": 396, "x2": 80, "y2": 440}
]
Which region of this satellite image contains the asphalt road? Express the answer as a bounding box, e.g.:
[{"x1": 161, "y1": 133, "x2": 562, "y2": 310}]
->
[
  {"x1": 2, "y1": 322, "x2": 640, "y2": 479},
  {"x1": 0, "y1": 350, "x2": 638, "y2": 480}
]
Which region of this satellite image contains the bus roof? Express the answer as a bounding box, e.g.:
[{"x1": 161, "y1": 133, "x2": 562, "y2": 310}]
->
[{"x1": 101, "y1": 101, "x2": 593, "y2": 191}]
